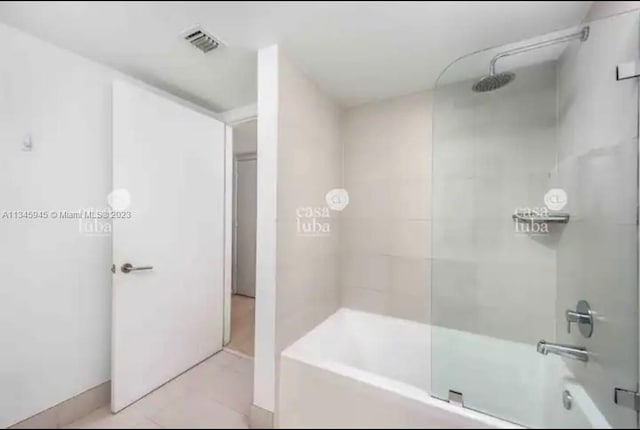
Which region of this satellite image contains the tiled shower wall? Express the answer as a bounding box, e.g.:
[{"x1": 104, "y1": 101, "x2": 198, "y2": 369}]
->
[
  {"x1": 552, "y1": 10, "x2": 639, "y2": 428},
  {"x1": 275, "y1": 52, "x2": 343, "y2": 352},
  {"x1": 340, "y1": 92, "x2": 433, "y2": 323},
  {"x1": 431, "y1": 61, "x2": 558, "y2": 345}
]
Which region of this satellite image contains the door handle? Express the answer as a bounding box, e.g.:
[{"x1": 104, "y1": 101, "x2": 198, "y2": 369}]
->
[{"x1": 121, "y1": 263, "x2": 153, "y2": 274}]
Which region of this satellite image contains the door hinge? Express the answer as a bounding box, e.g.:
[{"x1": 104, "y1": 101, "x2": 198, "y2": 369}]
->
[
  {"x1": 614, "y1": 387, "x2": 640, "y2": 411},
  {"x1": 448, "y1": 390, "x2": 464, "y2": 407},
  {"x1": 617, "y1": 61, "x2": 640, "y2": 81}
]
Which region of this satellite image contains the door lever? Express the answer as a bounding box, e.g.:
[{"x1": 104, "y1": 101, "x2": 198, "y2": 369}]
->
[{"x1": 121, "y1": 263, "x2": 153, "y2": 274}]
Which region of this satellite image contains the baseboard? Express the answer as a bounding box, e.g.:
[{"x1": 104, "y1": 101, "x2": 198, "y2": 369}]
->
[
  {"x1": 9, "y1": 382, "x2": 110, "y2": 429},
  {"x1": 249, "y1": 404, "x2": 274, "y2": 429}
]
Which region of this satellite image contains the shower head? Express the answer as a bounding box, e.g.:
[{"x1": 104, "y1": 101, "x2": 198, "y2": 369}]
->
[
  {"x1": 472, "y1": 71, "x2": 515, "y2": 93},
  {"x1": 471, "y1": 26, "x2": 589, "y2": 94}
]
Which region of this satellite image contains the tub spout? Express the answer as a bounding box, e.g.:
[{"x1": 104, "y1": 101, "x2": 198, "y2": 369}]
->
[{"x1": 537, "y1": 340, "x2": 588, "y2": 362}]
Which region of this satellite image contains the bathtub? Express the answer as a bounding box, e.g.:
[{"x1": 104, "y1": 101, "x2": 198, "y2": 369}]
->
[
  {"x1": 278, "y1": 308, "x2": 521, "y2": 428},
  {"x1": 279, "y1": 308, "x2": 610, "y2": 428}
]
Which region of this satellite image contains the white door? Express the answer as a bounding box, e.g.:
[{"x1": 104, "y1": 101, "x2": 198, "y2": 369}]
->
[
  {"x1": 234, "y1": 156, "x2": 257, "y2": 297},
  {"x1": 111, "y1": 80, "x2": 226, "y2": 412}
]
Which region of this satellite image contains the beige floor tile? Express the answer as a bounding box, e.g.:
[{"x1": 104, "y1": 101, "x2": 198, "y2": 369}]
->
[
  {"x1": 11, "y1": 407, "x2": 57, "y2": 429},
  {"x1": 226, "y1": 354, "x2": 254, "y2": 376},
  {"x1": 125, "y1": 352, "x2": 229, "y2": 417},
  {"x1": 227, "y1": 295, "x2": 255, "y2": 357},
  {"x1": 192, "y1": 367, "x2": 253, "y2": 415},
  {"x1": 123, "y1": 374, "x2": 191, "y2": 418},
  {"x1": 63, "y1": 407, "x2": 158, "y2": 429},
  {"x1": 236, "y1": 338, "x2": 255, "y2": 356},
  {"x1": 65, "y1": 350, "x2": 253, "y2": 429},
  {"x1": 205, "y1": 350, "x2": 240, "y2": 368},
  {"x1": 150, "y1": 393, "x2": 248, "y2": 429}
]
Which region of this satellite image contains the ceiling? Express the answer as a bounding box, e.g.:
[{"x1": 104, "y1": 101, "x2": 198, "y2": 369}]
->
[{"x1": 0, "y1": 1, "x2": 592, "y2": 112}]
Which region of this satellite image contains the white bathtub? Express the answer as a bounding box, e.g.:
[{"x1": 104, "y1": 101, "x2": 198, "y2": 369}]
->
[
  {"x1": 278, "y1": 308, "x2": 608, "y2": 429},
  {"x1": 278, "y1": 308, "x2": 520, "y2": 428}
]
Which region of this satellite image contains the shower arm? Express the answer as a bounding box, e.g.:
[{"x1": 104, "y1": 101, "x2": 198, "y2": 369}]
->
[{"x1": 488, "y1": 26, "x2": 589, "y2": 75}]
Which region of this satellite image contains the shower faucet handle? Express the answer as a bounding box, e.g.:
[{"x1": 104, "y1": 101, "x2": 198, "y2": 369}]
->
[
  {"x1": 566, "y1": 310, "x2": 586, "y2": 333},
  {"x1": 565, "y1": 300, "x2": 593, "y2": 338}
]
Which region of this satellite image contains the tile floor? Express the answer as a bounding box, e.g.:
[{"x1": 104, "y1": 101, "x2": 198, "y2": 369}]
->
[
  {"x1": 65, "y1": 351, "x2": 253, "y2": 429},
  {"x1": 227, "y1": 295, "x2": 255, "y2": 357}
]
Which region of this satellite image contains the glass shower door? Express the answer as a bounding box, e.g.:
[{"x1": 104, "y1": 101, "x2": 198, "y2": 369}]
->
[{"x1": 431, "y1": 9, "x2": 639, "y2": 429}]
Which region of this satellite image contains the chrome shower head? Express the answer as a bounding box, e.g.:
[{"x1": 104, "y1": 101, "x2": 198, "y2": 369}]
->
[
  {"x1": 472, "y1": 71, "x2": 515, "y2": 93},
  {"x1": 471, "y1": 26, "x2": 589, "y2": 93}
]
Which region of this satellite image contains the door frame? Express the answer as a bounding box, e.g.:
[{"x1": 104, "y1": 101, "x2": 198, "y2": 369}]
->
[
  {"x1": 222, "y1": 110, "x2": 257, "y2": 347},
  {"x1": 232, "y1": 152, "x2": 258, "y2": 297},
  {"x1": 637, "y1": 58, "x2": 640, "y2": 428}
]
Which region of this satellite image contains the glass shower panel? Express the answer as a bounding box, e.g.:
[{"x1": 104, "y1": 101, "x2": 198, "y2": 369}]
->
[
  {"x1": 548, "y1": 10, "x2": 639, "y2": 429},
  {"x1": 431, "y1": 38, "x2": 561, "y2": 428},
  {"x1": 431, "y1": 10, "x2": 639, "y2": 429}
]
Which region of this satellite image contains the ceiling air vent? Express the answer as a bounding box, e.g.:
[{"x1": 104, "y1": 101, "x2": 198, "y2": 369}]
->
[{"x1": 183, "y1": 26, "x2": 222, "y2": 53}]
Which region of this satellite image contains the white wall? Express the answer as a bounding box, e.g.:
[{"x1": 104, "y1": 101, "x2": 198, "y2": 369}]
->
[
  {"x1": 0, "y1": 21, "x2": 222, "y2": 428},
  {"x1": 254, "y1": 45, "x2": 279, "y2": 414},
  {"x1": 221, "y1": 103, "x2": 258, "y2": 126},
  {"x1": 341, "y1": 91, "x2": 432, "y2": 323},
  {"x1": 0, "y1": 22, "x2": 115, "y2": 427},
  {"x1": 253, "y1": 44, "x2": 343, "y2": 416},
  {"x1": 233, "y1": 119, "x2": 258, "y2": 155}
]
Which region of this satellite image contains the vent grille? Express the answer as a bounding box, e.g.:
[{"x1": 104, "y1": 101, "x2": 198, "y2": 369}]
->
[{"x1": 183, "y1": 26, "x2": 221, "y2": 53}]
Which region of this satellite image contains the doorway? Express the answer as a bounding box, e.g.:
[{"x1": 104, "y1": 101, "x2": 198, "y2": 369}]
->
[{"x1": 227, "y1": 119, "x2": 257, "y2": 357}]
